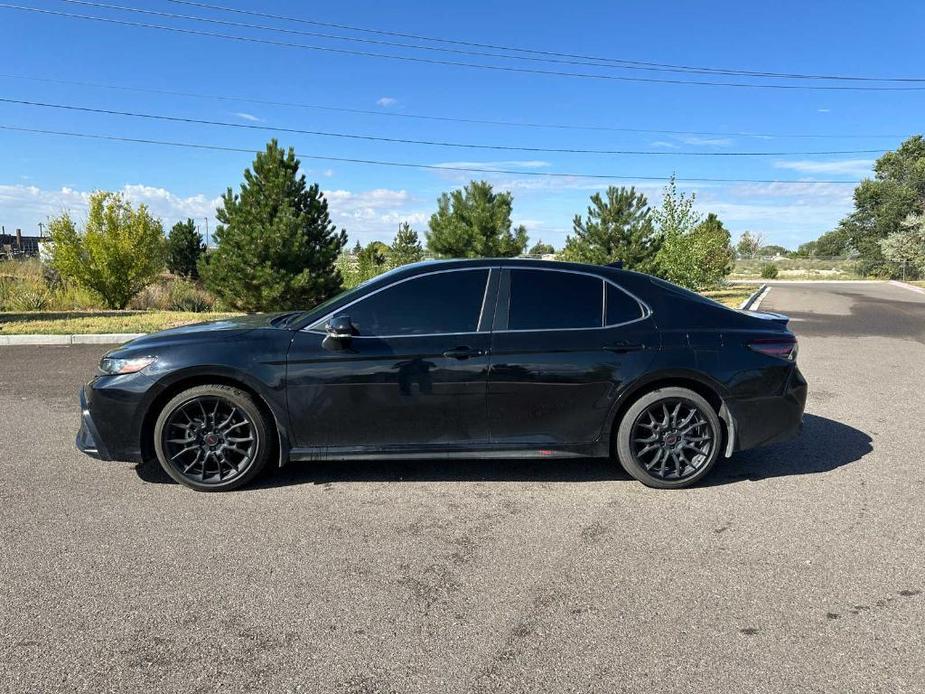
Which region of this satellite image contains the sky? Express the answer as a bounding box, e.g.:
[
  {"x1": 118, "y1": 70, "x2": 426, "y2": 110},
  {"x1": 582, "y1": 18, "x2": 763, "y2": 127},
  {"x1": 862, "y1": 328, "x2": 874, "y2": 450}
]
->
[{"x1": 1, "y1": 0, "x2": 924, "y2": 250}]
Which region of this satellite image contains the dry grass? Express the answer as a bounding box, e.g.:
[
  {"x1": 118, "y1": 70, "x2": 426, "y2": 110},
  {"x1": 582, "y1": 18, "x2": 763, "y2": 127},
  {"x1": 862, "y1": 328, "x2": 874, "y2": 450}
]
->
[
  {"x1": 700, "y1": 284, "x2": 760, "y2": 308},
  {"x1": 0, "y1": 311, "x2": 241, "y2": 335},
  {"x1": 732, "y1": 257, "x2": 863, "y2": 281}
]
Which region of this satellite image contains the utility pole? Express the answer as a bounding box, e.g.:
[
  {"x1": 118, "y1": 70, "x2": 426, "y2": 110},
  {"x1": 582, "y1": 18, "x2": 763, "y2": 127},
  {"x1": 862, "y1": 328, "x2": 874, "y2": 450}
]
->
[
  {"x1": 38, "y1": 222, "x2": 45, "y2": 238},
  {"x1": 202, "y1": 217, "x2": 210, "y2": 248}
]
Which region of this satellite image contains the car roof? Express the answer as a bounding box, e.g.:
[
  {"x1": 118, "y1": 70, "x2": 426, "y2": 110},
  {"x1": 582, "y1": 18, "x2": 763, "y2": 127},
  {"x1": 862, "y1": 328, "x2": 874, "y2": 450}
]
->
[{"x1": 398, "y1": 257, "x2": 629, "y2": 277}]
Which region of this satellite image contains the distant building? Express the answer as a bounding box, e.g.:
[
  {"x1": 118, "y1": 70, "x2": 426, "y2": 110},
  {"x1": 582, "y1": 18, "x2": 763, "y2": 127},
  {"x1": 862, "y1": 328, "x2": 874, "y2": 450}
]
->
[{"x1": 0, "y1": 229, "x2": 46, "y2": 258}]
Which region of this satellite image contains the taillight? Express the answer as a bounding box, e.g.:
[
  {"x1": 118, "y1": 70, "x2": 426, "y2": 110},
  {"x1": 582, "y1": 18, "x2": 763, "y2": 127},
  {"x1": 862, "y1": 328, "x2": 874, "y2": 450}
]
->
[{"x1": 748, "y1": 336, "x2": 798, "y2": 361}]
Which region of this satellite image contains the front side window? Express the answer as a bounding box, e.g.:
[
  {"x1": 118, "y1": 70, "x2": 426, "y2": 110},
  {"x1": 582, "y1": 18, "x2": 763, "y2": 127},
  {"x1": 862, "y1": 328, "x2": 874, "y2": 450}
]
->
[
  {"x1": 338, "y1": 269, "x2": 489, "y2": 337},
  {"x1": 508, "y1": 269, "x2": 603, "y2": 330}
]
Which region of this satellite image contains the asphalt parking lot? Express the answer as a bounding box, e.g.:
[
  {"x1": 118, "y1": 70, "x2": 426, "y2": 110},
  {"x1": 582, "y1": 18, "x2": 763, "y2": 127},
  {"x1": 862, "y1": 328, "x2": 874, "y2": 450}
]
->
[{"x1": 2, "y1": 281, "x2": 924, "y2": 693}]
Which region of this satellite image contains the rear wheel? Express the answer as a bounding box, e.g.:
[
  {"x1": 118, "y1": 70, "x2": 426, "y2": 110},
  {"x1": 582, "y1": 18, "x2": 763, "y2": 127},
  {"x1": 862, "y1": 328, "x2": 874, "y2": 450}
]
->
[
  {"x1": 615, "y1": 387, "x2": 722, "y2": 489},
  {"x1": 153, "y1": 384, "x2": 271, "y2": 491}
]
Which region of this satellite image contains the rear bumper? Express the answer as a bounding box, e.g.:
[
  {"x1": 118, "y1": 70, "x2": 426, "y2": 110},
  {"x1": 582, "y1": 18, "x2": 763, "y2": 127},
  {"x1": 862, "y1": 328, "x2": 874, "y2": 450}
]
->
[
  {"x1": 76, "y1": 385, "x2": 112, "y2": 460},
  {"x1": 727, "y1": 364, "x2": 807, "y2": 452}
]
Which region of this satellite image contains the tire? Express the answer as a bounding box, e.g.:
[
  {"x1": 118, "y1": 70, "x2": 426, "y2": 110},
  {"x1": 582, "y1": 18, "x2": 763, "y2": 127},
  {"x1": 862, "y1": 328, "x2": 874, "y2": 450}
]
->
[
  {"x1": 615, "y1": 387, "x2": 722, "y2": 489},
  {"x1": 153, "y1": 384, "x2": 272, "y2": 491}
]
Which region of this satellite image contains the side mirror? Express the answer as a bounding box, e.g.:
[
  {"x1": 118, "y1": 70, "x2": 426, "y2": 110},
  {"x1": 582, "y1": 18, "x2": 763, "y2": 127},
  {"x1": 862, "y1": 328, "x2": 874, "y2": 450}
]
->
[{"x1": 323, "y1": 315, "x2": 354, "y2": 350}]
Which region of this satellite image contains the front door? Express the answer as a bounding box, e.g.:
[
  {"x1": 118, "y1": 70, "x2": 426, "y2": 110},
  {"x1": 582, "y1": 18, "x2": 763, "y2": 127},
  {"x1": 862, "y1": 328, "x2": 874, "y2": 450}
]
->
[{"x1": 286, "y1": 268, "x2": 495, "y2": 453}]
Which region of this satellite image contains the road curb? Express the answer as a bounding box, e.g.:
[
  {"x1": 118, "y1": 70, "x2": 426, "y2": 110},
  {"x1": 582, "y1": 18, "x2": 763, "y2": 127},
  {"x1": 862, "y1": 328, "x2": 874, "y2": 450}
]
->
[
  {"x1": 889, "y1": 280, "x2": 925, "y2": 295},
  {"x1": 0, "y1": 333, "x2": 144, "y2": 346},
  {"x1": 739, "y1": 284, "x2": 770, "y2": 310}
]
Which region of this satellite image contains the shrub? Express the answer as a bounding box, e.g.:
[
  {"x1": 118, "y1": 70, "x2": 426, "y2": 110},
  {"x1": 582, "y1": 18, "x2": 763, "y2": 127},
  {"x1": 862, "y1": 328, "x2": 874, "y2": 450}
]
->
[
  {"x1": 47, "y1": 191, "x2": 167, "y2": 309},
  {"x1": 9, "y1": 287, "x2": 50, "y2": 311},
  {"x1": 168, "y1": 279, "x2": 215, "y2": 312},
  {"x1": 760, "y1": 262, "x2": 779, "y2": 279}
]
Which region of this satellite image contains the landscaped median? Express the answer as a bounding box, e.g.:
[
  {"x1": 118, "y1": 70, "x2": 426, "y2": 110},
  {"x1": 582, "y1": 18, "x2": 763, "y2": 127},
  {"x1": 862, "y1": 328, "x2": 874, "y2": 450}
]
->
[
  {"x1": 0, "y1": 285, "x2": 760, "y2": 344},
  {"x1": 0, "y1": 311, "x2": 241, "y2": 339}
]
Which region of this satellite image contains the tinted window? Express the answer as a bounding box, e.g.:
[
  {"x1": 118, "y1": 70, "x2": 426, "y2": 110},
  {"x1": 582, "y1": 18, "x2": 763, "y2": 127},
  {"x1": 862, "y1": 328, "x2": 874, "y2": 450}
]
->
[
  {"x1": 342, "y1": 270, "x2": 488, "y2": 336},
  {"x1": 508, "y1": 269, "x2": 602, "y2": 330},
  {"x1": 606, "y1": 284, "x2": 644, "y2": 325}
]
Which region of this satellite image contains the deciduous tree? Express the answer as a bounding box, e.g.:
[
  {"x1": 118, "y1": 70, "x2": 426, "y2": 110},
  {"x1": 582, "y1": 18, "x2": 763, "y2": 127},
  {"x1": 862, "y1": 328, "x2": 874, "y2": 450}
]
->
[{"x1": 47, "y1": 191, "x2": 166, "y2": 309}]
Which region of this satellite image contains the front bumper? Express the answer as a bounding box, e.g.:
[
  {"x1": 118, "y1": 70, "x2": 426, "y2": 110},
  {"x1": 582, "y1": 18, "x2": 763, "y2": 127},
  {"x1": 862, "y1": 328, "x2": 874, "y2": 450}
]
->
[{"x1": 76, "y1": 385, "x2": 112, "y2": 460}]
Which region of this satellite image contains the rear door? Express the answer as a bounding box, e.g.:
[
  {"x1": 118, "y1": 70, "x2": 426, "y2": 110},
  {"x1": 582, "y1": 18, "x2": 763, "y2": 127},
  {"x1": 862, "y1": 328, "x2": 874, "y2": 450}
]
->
[{"x1": 487, "y1": 268, "x2": 656, "y2": 446}]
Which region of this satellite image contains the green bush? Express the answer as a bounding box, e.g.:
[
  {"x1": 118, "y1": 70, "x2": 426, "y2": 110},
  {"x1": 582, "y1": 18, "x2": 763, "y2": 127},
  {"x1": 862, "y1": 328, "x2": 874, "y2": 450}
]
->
[
  {"x1": 47, "y1": 191, "x2": 167, "y2": 309},
  {"x1": 760, "y1": 262, "x2": 779, "y2": 279},
  {"x1": 168, "y1": 278, "x2": 215, "y2": 312}
]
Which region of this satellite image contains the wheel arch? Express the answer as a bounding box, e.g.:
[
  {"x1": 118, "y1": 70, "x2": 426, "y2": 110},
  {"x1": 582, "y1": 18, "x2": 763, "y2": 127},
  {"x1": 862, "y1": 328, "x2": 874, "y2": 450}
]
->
[
  {"x1": 606, "y1": 371, "x2": 736, "y2": 458},
  {"x1": 140, "y1": 370, "x2": 290, "y2": 467}
]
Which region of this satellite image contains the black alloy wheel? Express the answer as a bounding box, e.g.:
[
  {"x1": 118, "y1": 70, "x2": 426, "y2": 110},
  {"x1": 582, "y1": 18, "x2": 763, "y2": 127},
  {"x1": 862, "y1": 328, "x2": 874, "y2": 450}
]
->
[
  {"x1": 616, "y1": 387, "x2": 722, "y2": 489},
  {"x1": 153, "y1": 384, "x2": 271, "y2": 491}
]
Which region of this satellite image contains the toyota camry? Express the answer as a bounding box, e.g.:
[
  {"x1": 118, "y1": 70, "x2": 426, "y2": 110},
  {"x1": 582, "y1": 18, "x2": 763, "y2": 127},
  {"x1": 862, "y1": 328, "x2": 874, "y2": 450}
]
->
[{"x1": 77, "y1": 259, "x2": 806, "y2": 491}]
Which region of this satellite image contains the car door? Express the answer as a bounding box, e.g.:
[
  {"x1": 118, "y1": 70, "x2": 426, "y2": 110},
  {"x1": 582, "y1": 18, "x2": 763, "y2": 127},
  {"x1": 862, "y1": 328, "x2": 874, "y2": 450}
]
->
[
  {"x1": 286, "y1": 267, "x2": 496, "y2": 454},
  {"x1": 487, "y1": 267, "x2": 656, "y2": 446}
]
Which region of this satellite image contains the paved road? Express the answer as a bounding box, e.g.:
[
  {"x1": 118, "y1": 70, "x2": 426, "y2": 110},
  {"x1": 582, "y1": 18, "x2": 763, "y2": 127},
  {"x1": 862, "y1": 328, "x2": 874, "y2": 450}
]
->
[{"x1": 2, "y1": 281, "x2": 924, "y2": 693}]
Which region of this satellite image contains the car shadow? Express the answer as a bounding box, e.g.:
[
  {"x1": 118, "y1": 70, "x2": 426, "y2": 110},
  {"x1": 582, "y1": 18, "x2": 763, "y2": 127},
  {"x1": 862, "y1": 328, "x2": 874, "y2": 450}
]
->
[{"x1": 135, "y1": 413, "x2": 871, "y2": 489}]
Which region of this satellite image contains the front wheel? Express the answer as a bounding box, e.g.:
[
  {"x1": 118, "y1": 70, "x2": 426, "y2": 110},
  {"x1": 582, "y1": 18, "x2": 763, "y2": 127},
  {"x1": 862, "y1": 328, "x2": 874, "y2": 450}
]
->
[
  {"x1": 615, "y1": 387, "x2": 722, "y2": 489},
  {"x1": 153, "y1": 384, "x2": 271, "y2": 491}
]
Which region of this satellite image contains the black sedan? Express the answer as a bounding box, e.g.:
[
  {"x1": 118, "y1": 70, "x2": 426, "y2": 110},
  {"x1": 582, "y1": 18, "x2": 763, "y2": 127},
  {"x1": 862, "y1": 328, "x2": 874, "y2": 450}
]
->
[{"x1": 77, "y1": 259, "x2": 806, "y2": 491}]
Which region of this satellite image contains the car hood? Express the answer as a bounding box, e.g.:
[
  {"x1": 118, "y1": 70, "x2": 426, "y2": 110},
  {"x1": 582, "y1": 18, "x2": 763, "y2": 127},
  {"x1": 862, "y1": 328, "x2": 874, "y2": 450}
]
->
[{"x1": 115, "y1": 313, "x2": 288, "y2": 352}]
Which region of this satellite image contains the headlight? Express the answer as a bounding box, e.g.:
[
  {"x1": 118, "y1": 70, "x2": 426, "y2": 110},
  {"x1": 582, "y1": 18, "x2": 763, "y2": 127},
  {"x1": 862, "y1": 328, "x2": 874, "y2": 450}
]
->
[{"x1": 99, "y1": 356, "x2": 157, "y2": 375}]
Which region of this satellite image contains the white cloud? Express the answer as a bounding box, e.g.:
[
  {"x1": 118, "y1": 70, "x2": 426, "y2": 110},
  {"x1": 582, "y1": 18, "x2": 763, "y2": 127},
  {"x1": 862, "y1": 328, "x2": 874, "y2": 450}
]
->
[
  {"x1": 0, "y1": 181, "x2": 429, "y2": 246},
  {"x1": 376, "y1": 97, "x2": 399, "y2": 108},
  {"x1": 817, "y1": 108, "x2": 831, "y2": 113},
  {"x1": 651, "y1": 141, "x2": 679, "y2": 149},
  {"x1": 773, "y1": 159, "x2": 874, "y2": 177},
  {"x1": 679, "y1": 136, "x2": 733, "y2": 147},
  {"x1": 234, "y1": 112, "x2": 262, "y2": 122},
  {"x1": 0, "y1": 183, "x2": 221, "y2": 232},
  {"x1": 432, "y1": 160, "x2": 551, "y2": 171},
  {"x1": 323, "y1": 188, "x2": 428, "y2": 242}
]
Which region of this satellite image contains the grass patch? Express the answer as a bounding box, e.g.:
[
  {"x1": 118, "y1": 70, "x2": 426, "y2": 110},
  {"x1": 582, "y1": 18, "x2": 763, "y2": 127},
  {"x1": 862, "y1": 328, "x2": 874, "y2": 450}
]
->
[
  {"x1": 0, "y1": 311, "x2": 242, "y2": 335},
  {"x1": 701, "y1": 284, "x2": 760, "y2": 308},
  {"x1": 732, "y1": 257, "x2": 863, "y2": 280}
]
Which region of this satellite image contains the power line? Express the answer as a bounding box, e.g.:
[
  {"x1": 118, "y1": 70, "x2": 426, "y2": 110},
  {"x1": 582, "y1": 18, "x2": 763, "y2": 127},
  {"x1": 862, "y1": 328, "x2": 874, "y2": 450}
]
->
[
  {"x1": 53, "y1": 0, "x2": 925, "y2": 84},
  {"x1": 0, "y1": 123, "x2": 863, "y2": 184},
  {"x1": 167, "y1": 0, "x2": 925, "y2": 84},
  {"x1": 3, "y1": 3, "x2": 924, "y2": 91},
  {"x1": 0, "y1": 96, "x2": 888, "y2": 156},
  {"x1": 0, "y1": 73, "x2": 904, "y2": 140}
]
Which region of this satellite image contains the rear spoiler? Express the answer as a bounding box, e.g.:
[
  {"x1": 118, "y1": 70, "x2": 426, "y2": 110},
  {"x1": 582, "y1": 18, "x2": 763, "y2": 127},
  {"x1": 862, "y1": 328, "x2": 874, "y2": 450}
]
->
[{"x1": 743, "y1": 310, "x2": 790, "y2": 327}]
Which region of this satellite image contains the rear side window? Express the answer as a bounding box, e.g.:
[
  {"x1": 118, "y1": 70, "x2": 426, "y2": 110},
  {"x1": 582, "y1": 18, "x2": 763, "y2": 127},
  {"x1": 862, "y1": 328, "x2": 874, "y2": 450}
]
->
[
  {"x1": 606, "y1": 284, "x2": 644, "y2": 325},
  {"x1": 344, "y1": 269, "x2": 489, "y2": 336},
  {"x1": 508, "y1": 269, "x2": 603, "y2": 330}
]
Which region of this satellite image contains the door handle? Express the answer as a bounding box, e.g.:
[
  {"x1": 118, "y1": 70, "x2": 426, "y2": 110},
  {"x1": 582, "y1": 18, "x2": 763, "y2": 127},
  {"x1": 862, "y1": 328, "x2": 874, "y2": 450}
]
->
[
  {"x1": 442, "y1": 346, "x2": 483, "y2": 360},
  {"x1": 604, "y1": 341, "x2": 645, "y2": 353}
]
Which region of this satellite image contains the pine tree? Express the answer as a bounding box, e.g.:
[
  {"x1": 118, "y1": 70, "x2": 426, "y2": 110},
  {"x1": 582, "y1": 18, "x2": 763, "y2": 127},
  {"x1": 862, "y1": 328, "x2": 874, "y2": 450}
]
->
[
  {"x1": 166, "y1": 218, "x2": 206, "y2": 278},
  {"x1": 390, "y1": 221, "x2": 424, "y2": 267},
  {"x1": 560, "y1": 186, "x2": 659, "y2": 270},
  {"x1": 200, "y1": 140, "x2": 347, "y2": 311},
  {"x1": 426, "y1": 180, "x2": 528, "y2": 258}
]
